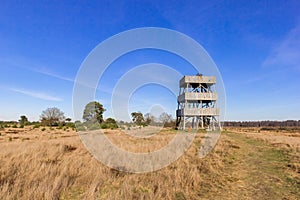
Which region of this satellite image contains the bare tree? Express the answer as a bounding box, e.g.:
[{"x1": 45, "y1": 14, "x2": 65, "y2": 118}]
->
[
  {"x1": 40, "y1": 107, "x2": 65, "y2": 126},
  {"x1": 159, "y1": 112, "x2": 172, "y2": 123},
  {"x1": 144, "y1": 113, "x2": 155, "y2": 125}
]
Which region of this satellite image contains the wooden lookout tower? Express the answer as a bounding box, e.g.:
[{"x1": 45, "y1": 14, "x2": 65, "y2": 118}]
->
[{"x1": 175, "y1": 74, "x2": 220, "y2": 130}]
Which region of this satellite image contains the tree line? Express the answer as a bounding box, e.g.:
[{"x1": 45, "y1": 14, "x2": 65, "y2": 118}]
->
[
  {"x1": 0, "y1": 107, "x2": 74, "y2": 130},
  {"x1": 130, "y1": 111, "x2": 174, "y2": 127},
  {"x1": 223, "y1": 120, "x2": 300, "y2": 127},
  {"x1": 2, "y1": 104, "x2": 299, "y2": 130},
  {"x1": 76, "y1": 101, "x2": 175, "y2": 130},
  {"x1": 0, "y1": 100, "x2": 177, "y2": 131}
]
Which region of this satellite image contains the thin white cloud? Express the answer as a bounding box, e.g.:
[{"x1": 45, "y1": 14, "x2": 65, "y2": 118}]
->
[
  {"x1": 33, "y1": 68, "x2": 74, "y2": 82},
  {"x1": 263, "y1": 23, "x2": 300, "y2": 70},
  {"x1": 10, "y1": 88, "x2": 62, "y2": 101},
  {"x1": 34, "y1": 67, "x2": 113, "y2": 95}
]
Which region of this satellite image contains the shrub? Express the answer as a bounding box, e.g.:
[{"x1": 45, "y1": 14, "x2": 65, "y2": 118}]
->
[
  {"x1": 19, "y1": 124, "x2": 24, "y2": 128},
  {"x1": 100, "y1": 118, "x2": 118, "y2": 129},
  {"x1": 33, "y1": 124, "x2": 40, "y2": 129},
  {"x1": 57, "y1": 124, "x2": 63, "y2": 129},
  {"x1": 12, "y1": 124, "x2": 17, "y2": 128},
  {"x1": 66, "y1": 122, "x2": 75, "y2": 129},
  {"x1": 100, "y1": 122, "x2": 118, "y2": 129},
  {"x1": 76, "y1": 125, "x2": 86, "y2": 131},
  {"x1": 86, "y1": 123, "x2": 100, "y2": 130},
  {"x1": 41, "y1": 128, "x2": 46, "y2": 131},
  {"x1": 100, "y1": 123, "x2": 108, "y2": 129}
]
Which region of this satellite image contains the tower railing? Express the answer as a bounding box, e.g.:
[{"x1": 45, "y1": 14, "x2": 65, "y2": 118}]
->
[
  {"x1": 180, "y1": 76, "x2": 216, "y2": 86},
  {"x1": 177, "y1": 108, "x2": 219, "y2": 116},
  {"x1": 178, "y1": 92, "x2": 218, "y2": 101}
]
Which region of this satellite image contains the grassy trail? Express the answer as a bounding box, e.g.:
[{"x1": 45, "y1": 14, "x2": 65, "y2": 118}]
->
[{"x1": 219, "y1": 132, "x2": 299, "y2": 200}]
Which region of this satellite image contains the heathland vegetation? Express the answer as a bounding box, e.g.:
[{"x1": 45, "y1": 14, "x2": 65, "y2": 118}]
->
[
  {"x1": 0, "y1": 101, "x2": 299, "y2": 199},
  {"x1": 0, "y1": 126, "x2": 299, "y2": 199}
]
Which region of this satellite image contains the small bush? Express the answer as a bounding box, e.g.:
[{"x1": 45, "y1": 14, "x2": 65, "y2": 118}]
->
[
  {"x1": 19, "y1": 124, "x2": 24, "y2": 128},
  {"x1": 76, "y1": 125, "x2": 86, "y2": 131},
  {"x1": 41, "y1": 128, "x2": 46, "y2": 131},
  {"x1": 100, "y1": 123, "x2": 118, "y2": 129},
  {"x1": 100, "y1": 123, "x2": 108, "y2": 129},
  {"x1": 66, "y1": 123, "x2": 75, "y2": 129},
  {"x1": 12, "y1": 124, "x2": 17, "y2": 128},
  {"x1": 57, "y1": 124, "x2": 63, "y2": 129},
  {"x1": 33, "y1": 124, "x2": 40, "y2": 129},
  {"x1": 86, "y1": 123, "x2": 100, "y2": 130}
]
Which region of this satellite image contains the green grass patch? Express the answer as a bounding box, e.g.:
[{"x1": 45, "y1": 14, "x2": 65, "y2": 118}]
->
[{"x1": 224, "y1": 131, "x2": 299, "y2": 198}]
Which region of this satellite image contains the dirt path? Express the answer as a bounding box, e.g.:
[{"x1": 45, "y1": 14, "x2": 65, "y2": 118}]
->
[{"x1": 217, "y1": 132, "x2": 300, "y2": 200}]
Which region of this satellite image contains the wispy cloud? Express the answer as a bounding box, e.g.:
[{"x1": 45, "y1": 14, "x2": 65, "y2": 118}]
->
[
  {"x1": 33, "y1": 68, "x2": 74, "y2": 82},
  {"x1": 34, "y1": 67, "x2": 113, "y2": 94},
  {"x1": 263, "y1": 23, "x2": 300, "y2": 70},
  {"x1": 10, "y1": 88, "x2": 62, "y2": 101}
]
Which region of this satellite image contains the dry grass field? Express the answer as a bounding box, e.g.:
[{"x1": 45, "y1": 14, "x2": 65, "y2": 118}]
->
[{"x1": 0, "y1": 126, "x2": 299, "y2": 199}]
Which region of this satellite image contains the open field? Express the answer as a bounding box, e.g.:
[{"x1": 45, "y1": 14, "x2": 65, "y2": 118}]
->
[{"x1": 0, "y1": 126, "x2": 299, "y2": 199}]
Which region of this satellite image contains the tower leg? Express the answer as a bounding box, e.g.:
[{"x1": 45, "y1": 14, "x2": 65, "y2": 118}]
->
[{"x1": 192, "y1": 117, "x2": 195, "y2": 129}]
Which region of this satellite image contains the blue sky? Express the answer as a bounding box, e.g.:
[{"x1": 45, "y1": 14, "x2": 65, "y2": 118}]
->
[{"x1": 0, "y1": 0, "x2": 300, "y2": 121}]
